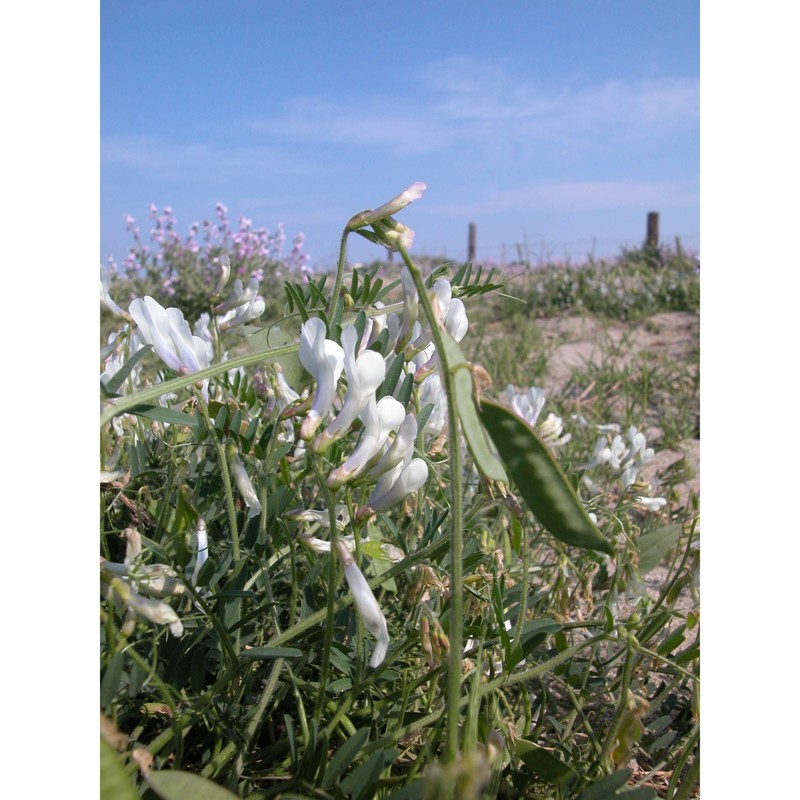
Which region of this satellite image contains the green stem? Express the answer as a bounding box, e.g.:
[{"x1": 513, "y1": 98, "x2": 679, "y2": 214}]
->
[
  {"x1": 266, "y1": 530, "x2": 450, "y2": 649},
  {"x1": 326, "y1": 228, "x2": 350, "y2": 319},
  {"x1": 363, "y1": 633, "x2": 609, "y2": 756},
  {"x1": 312, "y1": 456, "x2": 341, "y2": 725},
  {"x1": 193, "y1": 388, "x2": 240, "y2": 564},
  {"x1": 397, "y1": 242, "x2": 464, "y2": 764},
  {"x1": 597, "y1": 634, "x2": 637, "y2": 770},
  {"x1": 229, "y1": 657, "x2": 285, "y2": 789}
]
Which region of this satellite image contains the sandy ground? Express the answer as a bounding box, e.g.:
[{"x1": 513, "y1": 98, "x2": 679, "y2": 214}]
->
[
  {"x1": 540, "y1": 311, "x2": 700, "y2": 511},
  {"x1": 540, "y1": 312, "x2": 700, "y2": 622}
]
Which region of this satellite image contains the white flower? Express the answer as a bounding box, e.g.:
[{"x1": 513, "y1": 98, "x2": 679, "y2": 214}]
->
[
  {"x1": 359, "y1": 457, "x2": 429, "y2": 518},
  {"x1": 129, "y1": 296, "x2": 213, "y2": 374},
  {"x1": 191, "y1": 518, "x2": 208, "y2": 585},
  {"x1": 298, "y1": 533, "x2": 362, "y2": 554},
  {"x1": 433, "y1": 278, "x2": 468, "y2": 342},
  {"x1": 312, "y1": 325, "x2": 386, "y2": 452},
  {"x1": 100, "y1": 265, "x2": 128, "y2": 318},
  {"x1": 215, "y1": 277, "x2": 259, "y2": 313},
  {"x1": 346, "y1": 182, "x2": 427, "y2": 231},
  {"x1": 418, "y1": 372, "x2": 448, "y2": 435},
  {"x1": 370, "y1": 218, "x2": 416, "y2": 251},
  {"x1": 214, "y1": 254, "x2": 231, "y2": 296},
  {"x1": 635, "y1": 496, "x2": 668, "y2": 512},
  {"x1": 102, "y1": 560, "x2": 186, "y2": 598},
  {"x1": 368, "y1": 413, "x2": 418, "y2": 479},
  {"x1": 620, "y1": 426, "x2": 655, "y2": 487},
  {"x1": 231, "y1": 455, "x2": 262, "y2": 516},
  {"x1": 538, "y1": 412, "x2": 571, "y2": 448},
  {"x1": 299, "y1": 317, "x2": 345, "y2": 440},
  {"x1": 327, "y1": 396, "x2": 406, "y2": 488},
  {"x1": 505, "y1": 384, "x2": 546, "y2": 428},
  {"x1": 334, "y1": 540, "x2": 389, "y2": 668},
  {"x1": 289, "y1": 505, "x2": 350, "y2": 530},
  {"x1": 108, "y1": 577, "x2": 184, "y2": 637},
  {"x1": 219, "y1": 295, "x2": 265, "y2": 330}
]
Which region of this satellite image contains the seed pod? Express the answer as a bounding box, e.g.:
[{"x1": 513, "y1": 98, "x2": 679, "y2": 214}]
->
[{"x1": 478, "y1": 398, "x2": 613, "y2": 555}]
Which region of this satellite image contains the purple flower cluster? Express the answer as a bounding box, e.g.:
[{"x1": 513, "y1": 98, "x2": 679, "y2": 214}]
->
[{"x1": 107, "y1": 202, "x2": 311, "y2": 284}]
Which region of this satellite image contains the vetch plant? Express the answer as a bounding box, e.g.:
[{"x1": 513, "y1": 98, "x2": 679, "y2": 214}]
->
[{"x1": 101, "y1": 182, "x2": 698, "y2": 800}]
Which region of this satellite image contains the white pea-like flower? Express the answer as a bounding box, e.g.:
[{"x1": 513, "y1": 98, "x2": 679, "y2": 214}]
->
[
  {"x1": 635, "y1": 496, "x2": 668, "y2": 512},
  {"x1": 129, "y1": 296, "x2": 212, "y2": 375},
  {"x1": 620, "y1": 426, "x2": 655, "y2": 487},
  {"x1": 368, "y1": 413, "x2": 418, "y2": 479},
  {"x1": 215, "y1": 277, "x2": 259, "y2": 313},
  {"x1": 538, "y1": 412, "x2": 571, "y2": 448},
  {"x1": 299, "y1": 317, "x2": 345, "y2": 440},
  {"x1": 288, "y1": 505, "x2": 351, "y2": 530},
  {"x1": 346, "y1": 182, "x2": 427, "y2": 231},
  {"x1": 327, "y1": 396, "x2": 406, "y2": 488},
  {"x1": 219, "y1": 295, "x2": 265, "y2": 330},
  {"x1": 192, "y1": 518, "x2": 208, "y2": 585},
  {"x1": 231, "y1": 455, "x2": 262, "y2": 517},
  {"x1": 100, "y1": 265, "x2": 129, "y2": 319},
  {"x1": 505, "y1": 385, "x2": 546, "y2": 428},
  {"x1": 433, "y1": 278, "x2": 468, "y2": 342},
  {"x1": 334, "y1": 540, "x2": 389, "y2": 668},
  {"x1": 359, "y1": 457, "x2": 429, "y2": 518},
  {"x1": 312, "y1": 325, "x2": 386, "y2": 452},
  {"x1": 108, "y1": 577, "x2": 184, "y2": 638}
]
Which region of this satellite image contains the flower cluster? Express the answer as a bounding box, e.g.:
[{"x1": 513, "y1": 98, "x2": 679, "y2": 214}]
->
[{"x1": 503, "y1": 384, "x2": 571, "y2": 448}]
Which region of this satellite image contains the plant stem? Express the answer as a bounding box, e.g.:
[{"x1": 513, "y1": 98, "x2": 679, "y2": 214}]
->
[
  {"x1": 326, "y1": 228, "x2": 350, "y2": 320},
  {"x1": 597, "y1": 634, "x2": 637, "y2": 770},
  {"x1": 193, "y1": 388, "x2": 240, "y2": 564},
  {"x1": 397, "y1": 242, "x2": 464, "y2": 764},
  {"x1": 312, "y1": 456, "x2": 341, "y2": 725}
]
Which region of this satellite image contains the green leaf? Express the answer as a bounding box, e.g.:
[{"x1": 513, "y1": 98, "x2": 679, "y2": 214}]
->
[
  {"x1": 340, "y1": 749, "x2": 395, "y2": 800},
  {"x1": 239, "y1": 647, "x2": 302, "y2": 659},
  {"x1": 519, "y1": 618, "x2": 563, "y2": 658},
  {"x1": 100, "y1": 738, "x2": 138, "y2": 800},
  {"x1": 637, "y1": 611, "x2": 672, "y2": 644},
  {"x1": 578, "y1": 770, "x2": 631, "y2": 799},
  {"x1": 437, "y1": 329, "x2": 508, "y2": 482},
  {"x1": 147, "y1": 769, "x2": 240, "y2": 800},
  {"x1": 515, "y1": 740, "x2": 574, "y2": 783},
  {"x1": 127, "y1": 404, "x2": 200, "y2": 428},
  {"x1": 102, "y1": 344, "x2": 153, "y2": 395},
  {"x1": 638, "y1": 523, "x2": 682, "y2": 573},
  {"x1": 478, "y1": 399, "x2": 613, "y2": 555},
  {"x1": 385, "y1": 781, "x2": 425, "y2": 800},
  {"x1": 322, "y1": 727, "x2": 371, "y2": 787},
  {"x1": 101, "y1": 652, "x2": 124, "y2": 709},
  {"x1": 379, "y1": 353, "x2": 405, "y2": 399},
  {"x1": 247, "y1": 324, "x2": 304, "y2": 389},
  {"x1": 395, "y1": 372, "x2": 414, "y2": 407}
]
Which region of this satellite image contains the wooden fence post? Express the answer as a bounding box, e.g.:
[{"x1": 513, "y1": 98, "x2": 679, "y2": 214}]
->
[
  {"x1": 646, "y1": 212, "x2": 659, "y2": 249},
  {"x1": 467, "y1": 223, "x2": 476, "y2": 262}
]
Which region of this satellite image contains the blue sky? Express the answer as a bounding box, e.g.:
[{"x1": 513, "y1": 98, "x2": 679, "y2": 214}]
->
[{"x1": 101, "y1": 0, "x2": 699, "y2": 269}]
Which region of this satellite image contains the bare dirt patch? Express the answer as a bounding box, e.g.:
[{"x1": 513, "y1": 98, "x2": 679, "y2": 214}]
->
[{"x1": 540, "y1": 312, "x2": 699, "y2": 395}]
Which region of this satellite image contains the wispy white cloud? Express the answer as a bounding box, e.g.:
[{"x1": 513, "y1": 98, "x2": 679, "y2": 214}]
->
[
  {"x1": 427, "y1": 178, "x2": 699, "y2": 217},
  {"x1": 248, "y1": 56, "x2": 698, "y2": 155},
  {"x1": 101, "y1": 135, "x2": 316, "y2": 177}
]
